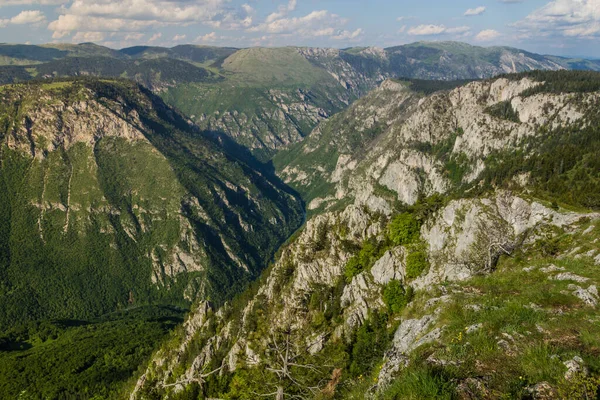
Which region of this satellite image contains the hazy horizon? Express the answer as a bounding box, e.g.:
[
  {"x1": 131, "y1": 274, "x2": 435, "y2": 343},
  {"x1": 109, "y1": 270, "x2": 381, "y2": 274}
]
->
[{"x1": 0, "y1": 0, "x2": 599, "y2": 58}]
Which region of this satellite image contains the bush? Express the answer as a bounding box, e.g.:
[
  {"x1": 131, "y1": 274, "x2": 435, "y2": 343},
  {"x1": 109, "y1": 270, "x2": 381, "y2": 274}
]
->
[
  {"x1": 349, "y1": 311, "x2": 389, "y2": 377},
  {"x1": 383, "y1": 281, "x2": 413, "y2": 314},
  {"x1": 344, "y1": 238, "x2": 387, "y2": 281},
  {"x1": 406, "y1": 250, "x2": 429, "y2": 279},
  {"x1": 389, "y1": 213, "x2": 420, "y2": 245}
]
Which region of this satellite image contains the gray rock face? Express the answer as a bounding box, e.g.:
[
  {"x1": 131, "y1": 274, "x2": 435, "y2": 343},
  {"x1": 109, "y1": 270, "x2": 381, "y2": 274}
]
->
[
  {"x1": 564, "y1": 356, "x2": 588, "y2": 380},
  {"x1": 567, "y1": 285, "x2": 598, "y2": 306},
  {"x1": 278, "y1": 75, "x2": 599, "y2": 215},
  {"x1": 371, "y1": 247, "x2": 405, "y2": 285},
  {"x1": 377, "y1": 314, "x2": 441, "y2": 387}
]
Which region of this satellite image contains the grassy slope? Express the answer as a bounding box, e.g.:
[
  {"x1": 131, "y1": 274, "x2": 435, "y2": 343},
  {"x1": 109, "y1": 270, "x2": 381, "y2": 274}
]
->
[{"x1": 374, "y1": 219, "x2": 600, "y2": 399}]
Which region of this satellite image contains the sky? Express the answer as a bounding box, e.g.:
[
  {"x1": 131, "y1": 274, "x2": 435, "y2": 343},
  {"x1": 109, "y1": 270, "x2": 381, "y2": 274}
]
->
[{"x1": 0, "y1": 0, "x2": 599, "y2": 58}]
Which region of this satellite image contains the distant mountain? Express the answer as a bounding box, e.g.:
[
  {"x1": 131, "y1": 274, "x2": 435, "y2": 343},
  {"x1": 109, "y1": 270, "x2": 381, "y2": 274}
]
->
[{"x1": 1, "y1": 41, "x2": 600, "y2": 159}]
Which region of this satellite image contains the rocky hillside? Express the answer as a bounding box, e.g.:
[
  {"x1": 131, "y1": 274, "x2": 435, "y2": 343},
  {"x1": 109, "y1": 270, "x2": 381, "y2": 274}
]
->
[
  {"x1": 1, "y1": 42, "x2": 600, "y2": 159},
  {"x1": 0, "y1": 78, "x2": 303, "y2": 329},
  {"x1": 277, "y1": 71, "x2": 600, "y2": 213},
  {"x1": 131, "y1": 71, "x2": 600, "y2": 399}
]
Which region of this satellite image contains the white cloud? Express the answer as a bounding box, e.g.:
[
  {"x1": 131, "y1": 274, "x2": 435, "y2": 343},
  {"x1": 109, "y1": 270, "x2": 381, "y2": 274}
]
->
[
  {"x1": 332, "y1": 28, "x2": 363, "y2": 40},
  {"x1": 172, "y1": 33, "x2": 186, "y2": 41},
  {"x1": 248, "y1": 9, "x2": 362, "y2": 41},
  {"x1": 148, "y1": 32, "x2": 161, "y2": 42},
  {"x1": 0, "y1": 9, "x2": 46, "y2": 28},
  {"x1": 464, "y1": 6, "x2": 486, "y2": 16},
  {"x1": 9, "y1": 9, "x2": 45, "y2": 24},
  {"x1": 196, "y1": 31, "x2": 219, "y2": 42},
  {"x1": 49, "y1": 14, "x2": 159, "y2": 33},
  {"x1": 408, "y1": 24, "x2": 470, "y2": 36},
  {"x1": 397, "y1": 16, "x2": 415, "y2": 22},
  {"x1": 408, "y1": 24, "x2": 446, "y2": 35},
  {"x1": 0, "y1": 0, "x2": 66, "y2": 5},
  {"x1": 124, "y1": 32, "x2": 144, "y2": 41},
  {"x1": 514, "y1": 0, "x2": 600, "y2": 38},
  {"x1": 475, "y1": 29, "x2": 501, "y2": 41},
  {"x1": 72, "y1": 31, "x2": 105, "y2": 42},
  {"x1": 265, "y1": 0, "x2": 297, "y2": 23},
  {"x1": 47, "y1": 0, "x2": 254, "y2": 37}
]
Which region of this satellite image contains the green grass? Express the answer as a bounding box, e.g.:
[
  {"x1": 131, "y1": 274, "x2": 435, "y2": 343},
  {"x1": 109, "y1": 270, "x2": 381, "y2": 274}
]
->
[
  {"x1": 40, "y1": 81, "x2": 73, "y2": 90},
  {"x1": 406, "y1": 219, "x2": 600, "y2": 396},
  {"x1": 220, "y1": 47, "x2": 335, "y2": 86}
]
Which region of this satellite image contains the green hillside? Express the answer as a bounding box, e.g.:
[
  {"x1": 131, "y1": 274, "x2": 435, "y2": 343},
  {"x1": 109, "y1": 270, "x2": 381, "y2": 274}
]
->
[{"x1": 0, "y1": 78, "x2": 303, "y2": 330}]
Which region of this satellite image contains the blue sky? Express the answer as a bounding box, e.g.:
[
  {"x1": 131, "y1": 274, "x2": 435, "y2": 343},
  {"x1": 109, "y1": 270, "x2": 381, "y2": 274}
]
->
[{"x1": 0, "y1": 0, "x2": 599, "y2": 57}]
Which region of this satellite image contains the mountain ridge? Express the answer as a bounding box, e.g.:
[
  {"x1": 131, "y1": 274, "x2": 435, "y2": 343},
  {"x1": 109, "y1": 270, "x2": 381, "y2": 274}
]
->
[
  {"x1": 130, "y1": 70, "x2": 600, "y2": 399},
  {"x1": 1, "y1": 41, "x2": 600, "y2": 160}
]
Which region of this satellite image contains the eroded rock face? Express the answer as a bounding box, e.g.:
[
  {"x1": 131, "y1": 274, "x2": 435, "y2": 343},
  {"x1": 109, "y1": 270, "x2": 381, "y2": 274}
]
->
[{"x1": 278, "y1": 76, "x2": 599, "y2": 214}]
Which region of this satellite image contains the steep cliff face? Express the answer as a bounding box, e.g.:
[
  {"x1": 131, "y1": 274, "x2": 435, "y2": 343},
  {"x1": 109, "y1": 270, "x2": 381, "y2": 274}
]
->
[
  {"x1": 132, "y1": 71, "x2": 600, "y2": 399},
  {"x1": 0, "y1": 79, "x2": 303, "y2": 328},
  {"x1": 133, "y1": 191, "x2": 600, "y2": 399},
  {"x1": 278, "y1": 72, "x2": 600, "y2": 214}
]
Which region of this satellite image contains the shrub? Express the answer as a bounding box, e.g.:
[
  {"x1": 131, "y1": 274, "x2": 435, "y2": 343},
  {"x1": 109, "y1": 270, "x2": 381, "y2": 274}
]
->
[
  {"x1": 383, "y1": 281, "x2": 413, "y2": 314},
  {"x1": 349, "y1": 311, "x2": 389, "y2": 377},
  {"x1": 389, "y1": 213, "x2": 420, "y2": 245},
  {"x1": 406, "y1": 250, "x2": 429, "y2": 279},
  {"x1": 557, "y1": 373, "x2": 600, "y2": 400},
  {"x1": 344, "y1": 238, "x2": 387, "y2": 281}
]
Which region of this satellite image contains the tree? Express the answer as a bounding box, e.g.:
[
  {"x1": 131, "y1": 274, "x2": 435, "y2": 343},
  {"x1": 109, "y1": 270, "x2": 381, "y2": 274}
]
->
[{"x1": 254, "y1": 326, "x2": 331, "y2": 400}]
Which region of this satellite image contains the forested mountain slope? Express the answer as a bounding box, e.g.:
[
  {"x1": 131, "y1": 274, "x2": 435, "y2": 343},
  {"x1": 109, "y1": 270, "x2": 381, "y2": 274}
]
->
[
  {"x1": 132, "y1": 71, "x2": 600, "y2": 399},
  {"x1": 0, "y1": 78, "x2": 303, "y2": 330}
]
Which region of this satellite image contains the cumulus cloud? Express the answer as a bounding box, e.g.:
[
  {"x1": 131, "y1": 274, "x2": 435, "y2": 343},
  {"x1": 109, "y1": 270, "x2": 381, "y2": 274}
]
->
[
  {"x1": 172, "y1": 33, "x2": 186, "y2": 41},
  {"x1": 195, "y1": 32, "x2": 215, "y2": 42},
  {"x1": 0, "y1": 0, "x2": 66, "y2": 5},
  {"x1": 42, "y1": 0, "x2": 362, "y2": 45},
  {"x1": 49, "y1": 14, "x2": 159, "y2": 33},
  {"x1": 408, "y1": 24, "x2": 446, "y2": 35},
  {"x1": 72, "y1": 31, "x2": 105, "y2": 42},
  {"x1": 248, "y1": 9, "x2": 362, "y2": 41},
  {"x1": 408, "y1": 24, "x2": 470, "y2": 35},
  {"x1": 464, "y1": 6, "x2": 486, "y2": 16},
  {"x1": 475, "y1": 29, "x2": 501, "y2": 41},
  {"x1": 9, "y1": 9, "x2": 45, "y2": 24},
  {"x1": 148, "y1": 32, "x2": 161, "y2": 42},
  {"x1": 47, "y1": 0, "x2": 254, "y2": 38},
  {"x1": 513, "y1": 0, "x2": 600, "y2": 38},
  {"x1": 265, "y1": 0, "x2": 297, "y2": 23},
  {"x1": 0, "y1": 9, "x2": 45, "y2": 27},
  {"x1": 332, "y1": 28, "x2": 363, "y2": 40}
]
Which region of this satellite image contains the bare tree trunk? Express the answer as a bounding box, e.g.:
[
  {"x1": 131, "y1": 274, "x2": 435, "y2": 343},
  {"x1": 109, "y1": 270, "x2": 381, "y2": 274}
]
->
[{"x1": 276, "y1": 385, "x2": 284, "y2": 400}]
